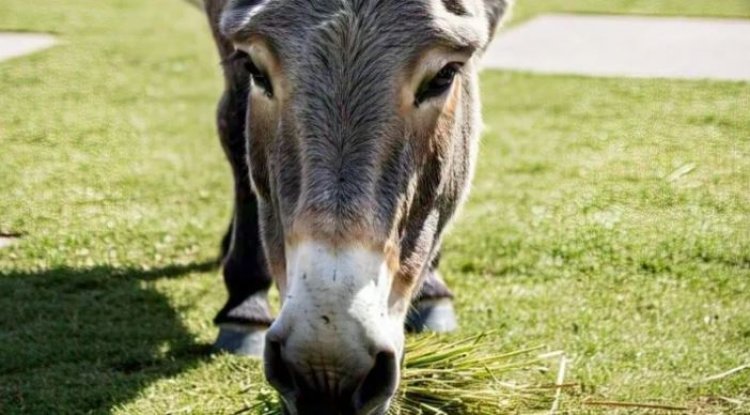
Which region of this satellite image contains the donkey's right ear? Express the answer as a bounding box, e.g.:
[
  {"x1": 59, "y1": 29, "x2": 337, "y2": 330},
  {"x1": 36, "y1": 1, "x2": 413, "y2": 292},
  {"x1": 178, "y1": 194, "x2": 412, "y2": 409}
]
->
[
  {"x1": 483, "y1": 0, "x2": 513, "y2": 41},
  {"x1": 220, "y1": 0, "x2": 268, "y2": 39}
]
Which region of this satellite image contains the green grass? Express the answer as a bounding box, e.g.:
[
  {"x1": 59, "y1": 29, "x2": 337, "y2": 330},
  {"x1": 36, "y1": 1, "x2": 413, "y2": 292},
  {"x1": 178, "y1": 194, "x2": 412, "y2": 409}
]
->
[{"x1": 1, "y1": 0, "x2": 749, "y2": 414}]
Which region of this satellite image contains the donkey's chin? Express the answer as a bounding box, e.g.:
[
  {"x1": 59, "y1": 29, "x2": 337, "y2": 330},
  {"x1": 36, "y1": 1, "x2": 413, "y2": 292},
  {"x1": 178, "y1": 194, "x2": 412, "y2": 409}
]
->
[
  {"x1": 280, "y1": 401, "x2": 392, "y2": 415},
  {"x1": 267, "y1": 353, "x2": 399, "y2": 415},
  {"x1": 282, "y1": 406, "x2": 390, "y2": 415}
]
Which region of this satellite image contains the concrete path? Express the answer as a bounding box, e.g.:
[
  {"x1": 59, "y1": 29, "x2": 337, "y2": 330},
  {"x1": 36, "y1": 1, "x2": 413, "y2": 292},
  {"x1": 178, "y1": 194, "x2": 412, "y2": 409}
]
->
[
  {"x1": 0, "y1": 33, "x2": 56, "y2": 62},
  {"x1": 484, "y1": 14, "x2": 750, "y2": 81},
  {"x1": 0, "y1": 236, "x2": 19, "y2": 249}
]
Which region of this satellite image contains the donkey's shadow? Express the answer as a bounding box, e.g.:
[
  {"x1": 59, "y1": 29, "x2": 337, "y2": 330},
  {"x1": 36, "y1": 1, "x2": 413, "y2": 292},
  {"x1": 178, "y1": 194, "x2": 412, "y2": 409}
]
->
[{"x1": 0, "y1": 261, "x2": 216, "y2": 414}]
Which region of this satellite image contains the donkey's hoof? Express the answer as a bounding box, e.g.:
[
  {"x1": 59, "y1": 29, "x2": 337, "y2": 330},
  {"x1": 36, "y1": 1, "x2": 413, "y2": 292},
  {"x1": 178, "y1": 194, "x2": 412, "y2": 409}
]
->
[
  {"x1": 214, "y1": 324, "x2": 267, "y2": 357},
  {"x1": 406, "y1": 298, "x2": 458, "y2": 333}
]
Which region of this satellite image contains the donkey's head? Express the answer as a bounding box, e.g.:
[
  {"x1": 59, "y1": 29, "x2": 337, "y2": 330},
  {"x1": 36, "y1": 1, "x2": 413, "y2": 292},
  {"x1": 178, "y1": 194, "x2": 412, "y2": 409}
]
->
[{"x1": 220, "y1": 0, "x2": 508, "y2": 413}]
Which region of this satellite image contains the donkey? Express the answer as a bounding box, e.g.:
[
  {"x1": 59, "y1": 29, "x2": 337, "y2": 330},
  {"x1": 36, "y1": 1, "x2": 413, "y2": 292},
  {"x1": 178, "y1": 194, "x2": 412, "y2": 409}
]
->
[{"x1": 203, "y1": 0, "x2": 510, "y2": 413}]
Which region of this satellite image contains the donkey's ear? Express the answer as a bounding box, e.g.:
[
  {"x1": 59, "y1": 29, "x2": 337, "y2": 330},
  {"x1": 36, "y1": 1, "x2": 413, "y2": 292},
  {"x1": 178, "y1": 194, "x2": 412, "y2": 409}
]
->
[
  {"x1": 220, "y1": 0, "x2": 267, "y2": 39},
  {"x1": 483, "y1": 0, "x2": 513, "y2": 40}
]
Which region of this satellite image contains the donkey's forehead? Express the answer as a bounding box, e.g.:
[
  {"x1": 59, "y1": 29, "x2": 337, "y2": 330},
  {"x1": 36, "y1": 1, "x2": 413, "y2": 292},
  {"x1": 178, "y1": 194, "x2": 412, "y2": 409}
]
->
[{"x1": 222, "y1": 0, "x2": 489, "y2": 57}]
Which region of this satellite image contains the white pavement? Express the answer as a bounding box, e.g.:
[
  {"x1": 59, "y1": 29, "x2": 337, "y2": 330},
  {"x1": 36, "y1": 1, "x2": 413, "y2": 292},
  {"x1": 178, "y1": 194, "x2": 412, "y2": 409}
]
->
[
  {"x1": 0, "y1": 236, "x2": 19, "y2": 249},
  {"x1": 0, "y1": 32, "x2": 56, "y2": 62},
  {"x1": 484, "y1": 14, "x2": 750, "y2": 82}
]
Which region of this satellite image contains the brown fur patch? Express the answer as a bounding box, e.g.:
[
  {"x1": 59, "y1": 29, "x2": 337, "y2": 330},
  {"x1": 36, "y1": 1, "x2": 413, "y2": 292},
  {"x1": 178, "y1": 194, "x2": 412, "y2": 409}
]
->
[
  {"x1": 430, "y1": 79, "x2": 462, "y2": 156},
  {"x1": 383, "y1": 240, "x2": 401, "y2": 274},
  {"x1": 287, "y1": 210, "x2": 387, "y2": 249}
]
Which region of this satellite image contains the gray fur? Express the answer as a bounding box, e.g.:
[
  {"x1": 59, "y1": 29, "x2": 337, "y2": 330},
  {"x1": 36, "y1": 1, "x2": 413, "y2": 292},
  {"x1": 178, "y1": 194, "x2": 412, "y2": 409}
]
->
[{"x1": 203, "y1": 0, "x2": 510, "y2": 413}]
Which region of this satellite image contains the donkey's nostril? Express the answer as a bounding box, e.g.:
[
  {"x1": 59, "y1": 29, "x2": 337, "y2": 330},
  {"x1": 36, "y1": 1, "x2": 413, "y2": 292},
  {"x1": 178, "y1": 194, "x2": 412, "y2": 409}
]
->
[
  {"x1": 263, "y1": 338, "x2": 295, "y2": 396},
  {"x1": 353, "y1": 351, "x2": 399, "y2": 413}
]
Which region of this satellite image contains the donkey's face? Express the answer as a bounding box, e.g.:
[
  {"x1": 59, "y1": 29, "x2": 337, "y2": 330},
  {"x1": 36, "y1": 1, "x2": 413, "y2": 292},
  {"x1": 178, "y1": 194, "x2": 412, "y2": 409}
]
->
[{"x1": 221, "y1": 0, "x2": 507, "y2": 413}]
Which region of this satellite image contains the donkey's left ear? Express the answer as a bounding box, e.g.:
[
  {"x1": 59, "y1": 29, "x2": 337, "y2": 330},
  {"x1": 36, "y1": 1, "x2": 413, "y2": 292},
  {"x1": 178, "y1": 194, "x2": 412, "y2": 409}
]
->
[{"x1": 483, "y1": 0, "x2": 513, "y2": 41}]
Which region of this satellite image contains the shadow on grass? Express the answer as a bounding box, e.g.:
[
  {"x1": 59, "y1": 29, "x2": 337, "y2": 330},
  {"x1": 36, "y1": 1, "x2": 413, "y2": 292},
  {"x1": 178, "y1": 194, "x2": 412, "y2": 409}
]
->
[{"x1": 0, "y1": 261, "x2": 217, "y2": 414}]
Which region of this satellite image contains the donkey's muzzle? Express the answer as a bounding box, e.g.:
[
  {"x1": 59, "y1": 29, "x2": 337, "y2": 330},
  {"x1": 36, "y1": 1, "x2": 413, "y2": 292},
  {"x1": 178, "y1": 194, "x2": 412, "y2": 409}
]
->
[
  {"x1": 264, "y1": 332, "x2": 398, "y2": 415},
  {"x1": 264, "y1": 240, "x2": 402, "y2": 414}
]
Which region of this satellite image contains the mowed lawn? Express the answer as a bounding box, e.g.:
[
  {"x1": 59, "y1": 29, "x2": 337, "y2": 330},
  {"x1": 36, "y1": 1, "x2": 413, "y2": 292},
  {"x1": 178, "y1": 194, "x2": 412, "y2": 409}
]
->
[{"x1": 1, "y1": 1, "x2": 749, "y2": 414}]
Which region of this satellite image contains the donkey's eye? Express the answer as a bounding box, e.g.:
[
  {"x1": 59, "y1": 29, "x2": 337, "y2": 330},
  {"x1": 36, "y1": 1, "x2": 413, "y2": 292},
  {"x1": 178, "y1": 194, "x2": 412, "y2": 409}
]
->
[
  {"x1": 229, "y1": 49, "x2": 274, "y2": 98},
  {"x1": 415, "y1": 62, "x2": 463, "y2": 107},
  {"x1": 246, "y1": 60, "x2": 274, "y2": 98}
]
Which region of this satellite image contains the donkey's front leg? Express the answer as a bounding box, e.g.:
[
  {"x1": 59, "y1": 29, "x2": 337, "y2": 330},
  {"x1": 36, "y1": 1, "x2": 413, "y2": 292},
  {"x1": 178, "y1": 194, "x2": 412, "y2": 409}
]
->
[
  {"x1": 406, "y1": 254, "x2": 458, "y2": 333},
  {"x1": 213, "y1": 88, "x2": 273, "y2": 357}
]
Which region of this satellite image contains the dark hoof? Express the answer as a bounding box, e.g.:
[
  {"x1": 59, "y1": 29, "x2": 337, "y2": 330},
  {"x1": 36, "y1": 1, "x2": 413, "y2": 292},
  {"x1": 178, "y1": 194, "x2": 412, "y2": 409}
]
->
[
  {"x1": 214, "y1": 324, "x2": 267, "y2": 357},
  {"x1": 406, "y1": 298, "x2": 458, "y2": 333}
]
